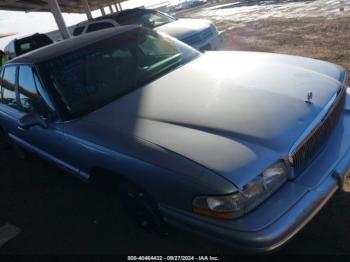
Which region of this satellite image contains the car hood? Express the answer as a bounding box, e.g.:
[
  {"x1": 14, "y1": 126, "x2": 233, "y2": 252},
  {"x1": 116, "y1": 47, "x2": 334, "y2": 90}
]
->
[
  {"x1": 77, "y1": 51, "x2": 346, "y2": 188},
  {"x1": 155, "y1": 18, "x2": 211, "y2": 39}
]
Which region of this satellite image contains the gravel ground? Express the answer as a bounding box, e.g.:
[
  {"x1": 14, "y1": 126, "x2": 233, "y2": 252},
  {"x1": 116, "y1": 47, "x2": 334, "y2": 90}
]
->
[{"x1": 1, "y1": 0, "x2": 350, "y2": 258}]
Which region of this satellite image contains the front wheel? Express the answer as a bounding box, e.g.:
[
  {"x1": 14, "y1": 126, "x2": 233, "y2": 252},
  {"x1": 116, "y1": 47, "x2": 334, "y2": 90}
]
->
[{"x1": 118, "y1": 180, "x2": 167, "y2": 235}]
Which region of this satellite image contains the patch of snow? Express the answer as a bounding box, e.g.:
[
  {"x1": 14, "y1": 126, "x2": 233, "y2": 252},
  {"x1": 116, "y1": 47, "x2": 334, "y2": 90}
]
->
[{"x1": 188, "y1": 0, "x2": 350, "y2": 28}]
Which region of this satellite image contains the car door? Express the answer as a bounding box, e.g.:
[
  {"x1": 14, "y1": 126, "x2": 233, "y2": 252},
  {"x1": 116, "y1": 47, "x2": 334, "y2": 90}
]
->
[{"x1": 4, "y1": 65, "x2": 75, "y2": 174}]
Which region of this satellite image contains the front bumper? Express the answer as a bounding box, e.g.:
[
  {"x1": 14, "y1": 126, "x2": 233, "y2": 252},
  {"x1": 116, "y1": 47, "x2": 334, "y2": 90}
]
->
[{"x1": 160, "y1": 89, "x2": 350, "y2": 253}]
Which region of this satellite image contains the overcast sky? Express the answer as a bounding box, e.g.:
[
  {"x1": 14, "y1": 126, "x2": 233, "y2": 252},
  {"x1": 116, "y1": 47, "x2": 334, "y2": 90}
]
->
[{"x1": 0, "y1": 0, "x2": 178, "y2": 49}]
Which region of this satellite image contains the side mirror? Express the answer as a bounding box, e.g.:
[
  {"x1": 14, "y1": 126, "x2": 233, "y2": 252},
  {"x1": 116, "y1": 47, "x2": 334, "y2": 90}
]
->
[{"x1": 18, "y1": 112, "x2": 48, "y2": 129}]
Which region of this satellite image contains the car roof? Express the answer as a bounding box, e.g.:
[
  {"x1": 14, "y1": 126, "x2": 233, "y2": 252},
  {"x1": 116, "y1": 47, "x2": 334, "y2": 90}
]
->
[{"x1": 8, "y1": 25, "x2": 139, "y2": 65}]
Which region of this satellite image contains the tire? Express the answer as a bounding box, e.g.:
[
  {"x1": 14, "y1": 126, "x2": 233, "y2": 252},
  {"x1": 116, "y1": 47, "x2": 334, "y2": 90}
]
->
[{"x1": 118, "y1": 180, "x2": 167, "y2": 235}]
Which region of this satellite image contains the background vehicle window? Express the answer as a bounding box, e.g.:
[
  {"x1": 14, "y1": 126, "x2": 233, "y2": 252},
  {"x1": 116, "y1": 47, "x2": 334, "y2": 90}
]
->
[
  {"x1": 86, "y1": 22, "x2": 115, "y2": 33},
  {"x1": 15, "y1": 34, "x2": 53, "y2": 56},
  {"x1": 19, "y1": 43, "x2": 31, "y2": 53},
  {"x1": 139, "y1": 13, "x2": 172, "y2": 28},
  {"x1": 1, "y1": 66, "x2": 17, "y2": 108},
  {"x1": 73, "y1": 26, "x2": 85, "y2": 36},
  {"x1": 116, "y1": 11, "x2": 175, "y2": 28},
  {"x1": 18, "y1": 66, "x2": 42, "y2": 112}
]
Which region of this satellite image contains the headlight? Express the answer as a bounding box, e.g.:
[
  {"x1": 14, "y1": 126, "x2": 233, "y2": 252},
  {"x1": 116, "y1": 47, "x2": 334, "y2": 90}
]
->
[{"x1": 193, "y1": 161, "x2": 288, "y2": 220}]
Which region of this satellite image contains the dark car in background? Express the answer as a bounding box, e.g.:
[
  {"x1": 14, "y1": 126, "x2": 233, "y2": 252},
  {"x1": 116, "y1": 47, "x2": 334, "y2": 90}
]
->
[
  {"x1": 4, "y1": 33, "x2": 53, "y2": 60},
  {"x1": 73, "y1": 8, "x2": 222, "y2": 51}
]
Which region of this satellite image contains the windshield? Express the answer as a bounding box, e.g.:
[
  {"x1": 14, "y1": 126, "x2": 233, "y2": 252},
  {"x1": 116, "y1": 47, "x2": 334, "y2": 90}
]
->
[
  {"x1": 116, "y1": 10, "x2": 176, "y2": 28},
  {"x1": 39, "y1": 27, "x2": 199, "y2": 120}
]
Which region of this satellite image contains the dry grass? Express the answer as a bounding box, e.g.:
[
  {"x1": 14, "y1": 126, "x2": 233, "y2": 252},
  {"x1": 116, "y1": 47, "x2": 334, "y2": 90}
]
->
[{"x1": 220, "y1": 16, "x2": 350, "y2": 82}]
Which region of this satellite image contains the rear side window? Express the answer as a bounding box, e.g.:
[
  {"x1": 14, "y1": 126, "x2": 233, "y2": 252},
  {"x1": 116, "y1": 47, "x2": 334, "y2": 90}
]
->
[
  {"x1": 0, "y1": 66, "x2": 17, "y2": 109},
  {"x1": 73, "y1": 26, "x2": 85, "y2": 36},
  {"x1": 18, "y1": 66, "x2": 42, "y2": 112},
  {"x1": 86, "y1": 22, "x2": 115, "y2": 33}
]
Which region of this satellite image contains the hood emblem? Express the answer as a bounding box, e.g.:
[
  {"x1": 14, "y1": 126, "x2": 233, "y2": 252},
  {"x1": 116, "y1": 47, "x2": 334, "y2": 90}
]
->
[{"x1": 305, "y1": 91, "x2": 313, "y2": 104}]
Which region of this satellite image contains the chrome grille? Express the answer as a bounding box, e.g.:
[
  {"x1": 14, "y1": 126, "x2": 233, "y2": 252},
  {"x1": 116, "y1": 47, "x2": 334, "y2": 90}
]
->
[
  {"x1": 181, "y1": 28, "x2": 213, "y2": 46},
  {"x1": 289, "y1": 88, "x2": 346, "y2": 175}
]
